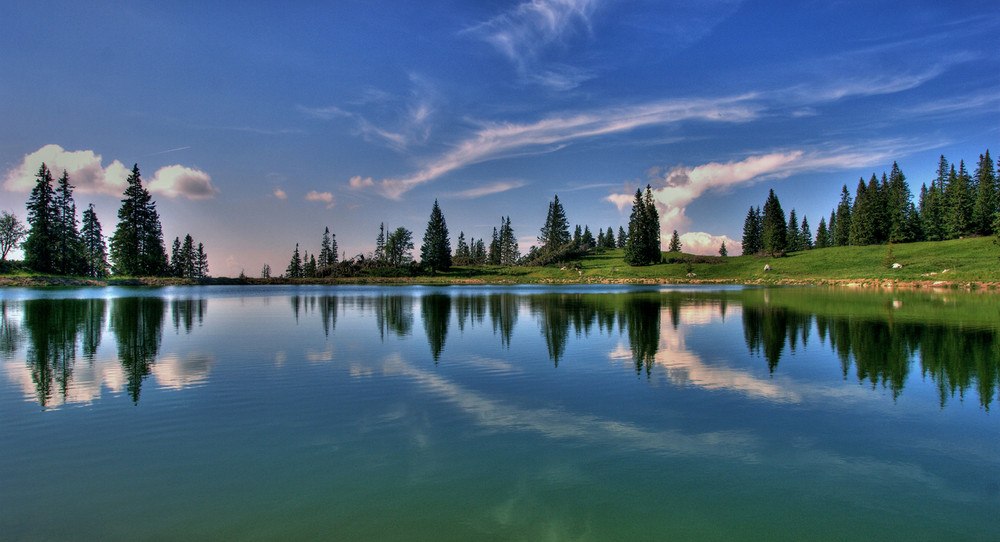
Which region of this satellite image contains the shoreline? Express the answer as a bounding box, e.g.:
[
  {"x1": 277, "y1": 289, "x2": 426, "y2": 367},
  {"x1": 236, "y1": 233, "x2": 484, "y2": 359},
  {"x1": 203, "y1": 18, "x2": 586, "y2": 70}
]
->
[{"x1": 2, "y1": 275, "x2": 998, "y2": 291}]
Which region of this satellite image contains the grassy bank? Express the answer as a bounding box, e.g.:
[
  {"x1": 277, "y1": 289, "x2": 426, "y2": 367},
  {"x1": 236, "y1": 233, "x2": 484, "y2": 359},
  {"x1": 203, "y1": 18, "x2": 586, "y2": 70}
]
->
[{"x1": 2, "y1": 237, "x2": 997, "y2": 288}]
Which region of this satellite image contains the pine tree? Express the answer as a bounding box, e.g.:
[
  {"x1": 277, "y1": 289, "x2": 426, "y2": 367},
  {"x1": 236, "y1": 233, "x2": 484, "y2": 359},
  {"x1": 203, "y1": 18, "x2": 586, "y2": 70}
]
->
[
  {"x1": 642, "y1": 186, "x2": 660, "y2": 262},
  {"x1": 972, "y1": 150, "x2": 997, "y2": 236},
  {"x1": 827, "y1": 210, "x2": 837, "y2": 247},
  {"x1": 80, "y1": 204, "x2": 107, "y2": 278},
  {"x1": 195, "y1": 243, "x2": 208, "y2": 278},
  {"x1": 834, "y1": 185, "x2": 852, "y2": 246},
  {"x1": 304, "y1": 254, "x2": 317, "y2": 278},
  {"x1": 741, "y1": 206, "x2": 761, "y2": 255},
  {"x1": 109, "y1": 164, "x2": 167, "y2": 276},
  {"x1": 920, "y1": 155, "x2": 949, "y2": 241},
  {"x1": 181, "y1": 234, "x2": 196, "y2": 278},
  {"x1": 488, "y1": 226, "x2": 501, "y2": 265},
  {"x1": 374, "y1": 222, "x2": 386, "y2": 263},
  {"x1": 170, "y1": 237, "x2": 183, "y2": 277},
  {"x1": 454, "y1": 232, "x2": 470, "y2": 265},
  {"x1": 597, "y1": 229, "x2": 606, "y2": 248},
  {"x1": 319, "y1": 227, "x2": 334, "y2": 267},
  {"x1": 800, "y1": 216, "x2": 812, "y2": 250},
  {"x1": 945, "y1": 161, "x2": 973, "y2": 238},
  {"x1": 420, "y1": 200, "x2": 451, "y2": 272},
  {"x1": 668, "y1": 230, "x2": 681, "y2": 253},
  {"x1": 815, "y1": 217, "x2": 829, "y2": 249},
  {"x1": 538, "y1": 195, "x2": 570, "y2": 253},
  {"x1": 617, "y1": 226, "x2": 627, "y2": 248},
  {"x1": 886, "y1": 162, "x2": 913, "y2": 242},
  {"x1": 786, "y1": 209, "x2": 800, "y2": 252},
  {"x1": 581, "y1": 225, "x2": 595, "y2": 250},
  {"x1": 572, "y1": 224, "x2": 582, "y2": 250},
  {"x1": 761, "y1": 189, "x2": 786, "y2": 256},
  {"x1": 53, "y1": 170, "x2": 84, "y2": 275},
  {"x1": 23, "y1": 164, "x2": 58, "y2": 273},
  {"x1": 286, "y1": 243, "x2": 303, "y2": 278},
  {"x1": 499, "y1": 216, "x2": 519, "y2": 265},
  {"x1": 719, "y1": 241, "x2": 727, "y2": 257}
]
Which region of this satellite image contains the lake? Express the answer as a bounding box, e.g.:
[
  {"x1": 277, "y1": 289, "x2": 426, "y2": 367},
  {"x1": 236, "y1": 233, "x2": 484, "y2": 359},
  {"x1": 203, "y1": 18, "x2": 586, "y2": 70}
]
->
[{"x1": 1, "y1": 285, "x2": 998, "y2": 540}]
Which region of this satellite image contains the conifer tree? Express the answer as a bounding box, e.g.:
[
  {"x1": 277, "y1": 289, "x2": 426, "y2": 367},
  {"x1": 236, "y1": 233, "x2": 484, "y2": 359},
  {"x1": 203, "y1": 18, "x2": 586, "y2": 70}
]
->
[
  {"x1": 572, "y1": 224, "x2": 582, "y2": 250},
  {"x1": 642, "y1": 186, "x2": 660, "y2": 262},
  {"x1": 604, "y1": 227, "x2": 615, "y2": 249},
  {"x1": 181, "y1": 234, "x2": 196, "y2": 278},
  {"x1": 886, "y1": 162, "x2": 913, "y2": 242},
  {"x1": 719, "y1": 241, "x2": 727, "y2": 257},
  {"x1": 761, "y1": 189, "x2": 786, "y2": 256},
  {"x1": 971, "y1": 150, "x2": 997, "y2": 236},
  {"x1": 421, "y1": 200, "x2": 451, "y2": 272},
  {"x1": 498, "y1": 216, "x2": 519, "y2": 265},
  {"x1": 454, "y1": 232, "x2": 470, "y2": 265},
  {"x1": 80, "y1": 204, "x2": 107, "y2": 278},
  {"x1": 834, "y1": 185, "x2": 852, "y2": 246},
  {"x1": 109, "y1": 164, "x2": 168, "y2": 276},
  {"x1": 920, "y1": 156, "x2": 949, "y2": 241},
  {"x1": 944, "y1": 161, "x2": 973, "y2": 238},
  {"x1": 581, "y1": 225, "x2": 595, "y2": 250},
  {"x1": 538, "y1": 195, "x2": 570, "y2": 253},
  {"x1": 668, "y1": 230, "x2": 681, "y2": 253},
  {"x1": 53, "y1": 170, "x2": 84, "y2": 275},
  {"x1": 815, "y1": 217, "x2": 828, "y2": 249},
  {"x1": 624, "y1": 186, "x2": 660, "y2": 265},
  {"x1": 828, "y1": 210, "x2": 837, "y2": 247},
  {"x1": 800, "y1": 216, "x2": 812, "y2": 250},
  {"x1": 23, "y1": 164, "x2": 58, "y2": 273},
  {"x1": 304, "y1": 254, "x2": 317, "y2": 278},
  {"x1": 786, "y1": 209, "x2": 800, "y2": 252},
  {"x1": 374, "y1": 223, "x2": 386, "y2": 262},
  {"x1": 195, "y1": 243, "x2": 209, "y2": 278},
  {"x1": 319, "y1": 227, "x2": 334, "y2": 267},
  {"x1": 741, "y1": 206, "x2": 761, "y2": 255},
  {"x1": 170, "y1": 237, "x2": 183, "y2": 277},
  {"x1": 617, "y1": 226, "x2": 627, "y2": 248},
  {"x1": 488, "y1": 226, "x2": 501, "y2": 265},
  {"x1": 286, "y1": 243, "x2": 303, "y2": 278}
]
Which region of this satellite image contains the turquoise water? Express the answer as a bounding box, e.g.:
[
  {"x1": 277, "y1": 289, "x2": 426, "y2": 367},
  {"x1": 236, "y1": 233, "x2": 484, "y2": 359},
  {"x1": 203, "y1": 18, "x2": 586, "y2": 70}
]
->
[{"x1": 1, "y1": 285, "x2": 998, "y2": 540}]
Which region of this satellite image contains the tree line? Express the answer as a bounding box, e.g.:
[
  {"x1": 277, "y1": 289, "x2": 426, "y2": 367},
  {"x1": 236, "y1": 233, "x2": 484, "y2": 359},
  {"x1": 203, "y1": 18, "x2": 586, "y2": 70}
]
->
[
  {"x1": 3, "y1": 163, "x2": 209, "y2": 278},
  {"x1": 743, "y1": 149, "x2": 999, "y2": 255},
  {"x1": 277, "y1": 190, "x2": 664, "y2": 278}
]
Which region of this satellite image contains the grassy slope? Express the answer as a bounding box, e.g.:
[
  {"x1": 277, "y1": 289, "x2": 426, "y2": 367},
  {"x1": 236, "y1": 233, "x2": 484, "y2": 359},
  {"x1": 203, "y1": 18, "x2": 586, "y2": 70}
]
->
[{"x1": 2, "y1": 237, "x2": 997, "y2": 287}]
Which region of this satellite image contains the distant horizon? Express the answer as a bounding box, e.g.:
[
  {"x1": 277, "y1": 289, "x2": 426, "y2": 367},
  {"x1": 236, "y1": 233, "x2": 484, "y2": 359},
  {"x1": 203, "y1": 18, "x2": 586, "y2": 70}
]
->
[{"x1": 2, "y1": 1, "x2": 997, "y2": 275}]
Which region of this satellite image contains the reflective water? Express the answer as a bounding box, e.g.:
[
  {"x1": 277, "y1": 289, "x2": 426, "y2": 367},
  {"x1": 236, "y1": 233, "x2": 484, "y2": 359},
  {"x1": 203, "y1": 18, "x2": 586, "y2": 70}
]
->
[{"x1": 1, "y1": 285, "x2": 998, "y2": 540}]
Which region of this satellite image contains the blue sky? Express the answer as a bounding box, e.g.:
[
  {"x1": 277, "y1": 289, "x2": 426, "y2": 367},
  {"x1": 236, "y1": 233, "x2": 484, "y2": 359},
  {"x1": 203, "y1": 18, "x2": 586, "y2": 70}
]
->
[{"x1": 2, "y1": 0, "x2": 998, "y2": 276}]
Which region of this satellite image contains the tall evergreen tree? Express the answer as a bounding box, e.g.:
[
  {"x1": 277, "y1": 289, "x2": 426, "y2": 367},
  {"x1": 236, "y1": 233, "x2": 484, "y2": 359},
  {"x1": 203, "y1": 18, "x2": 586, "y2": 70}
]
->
[
  {"x1": 454, "y1": 232, "x2": 470, "y2": 265},
  {"x1": 827, "y1": 210, "x2": 837, "y2": 247},
  {"x1": 286, "y1": 243, "x2": 303, "y2": 278},
  {"x1": 538, "y1": 195, "x2": 570, "y2": 253},
  {"x1": 718, "y1": 241, "x2": 727, "y2": 257},
  {"x1": 800, "y1": 216, "x2": 812, "y2": 250},
  {"x1": 642, "y1": 186, "x2": 660, "y2": 262},
  {"x1": 617, "y1": 226, "x2": 627, "y2": 248},
  {"x1": 786, "y1": 209, "x2": 800, "y2": 252},
  {"x1": 741, "y1": 206, "x2": 761, "y2": 255},
  {"x1": 572, "y1": 224, "x2": 583, "y2": 250},
  {"x1": 374, "y1": 222, "x2": 386, "y2": 262},
  {"x1": 667, "y1": 230, "x2": 681, "y2": 253},
  {"x1": 624, "y1": 186, "x2": 660, "y2": 265},
  {"x1": 498, "y1": 216, "x2": 519, "y2": 265},
  {"x1": 420, "y1": 200, "x2": 451, "y2": 272},
  {"x1": 815, "y1": 217, "x2": 829, "y2": 249},
  {"x1": 920, "y1": 155, "x2": 949, "y2": 241},
  {"x1": 761, "y1": 189, "x2": 786, "y2": 256},
  {"x1": 886, "y1": 162, "x2": 914, "y2": 242},
  {"x1": 195, "y1": 243, "x2": 209, "y2": 278},
  {"x1": 604, "y1": 227, "x2": 615, "y2": 249},
  {"x1": 581, "y1": 225, "x2": 595, "y2": 250},
  {"x1": 23, "y1": 164, "x2": 58, "y2": 273},
  {"x1": 319, "y1": 227, "x2": 335, "y2": 267},
  {"x1": 488, "y1": 226, "x2": 501, "y2": 265},
  {"x1": 53, "y1": 170, "x2": 84, "y2": 275},
  {"x1": 971, "y1": 150, "x2": 997, "y2": 236},
  {"x1": 80, "y1": 204, "x2": 107, "y2": 278},
  {"x1": 834, "y1": 185, "x2": 852, "y2": 246},
  {"x1": 109, "y1": 164, "x2": 167, "y2": 276},
  {"x1": 944, "y1": 161, "x2": 973, "y2": 238},
  {"x1": 180, "y1": 234, "x2": 196, "y2": 278},
  {"x1": 170, "y1": 237, "x2": 183, "y2": 277}
]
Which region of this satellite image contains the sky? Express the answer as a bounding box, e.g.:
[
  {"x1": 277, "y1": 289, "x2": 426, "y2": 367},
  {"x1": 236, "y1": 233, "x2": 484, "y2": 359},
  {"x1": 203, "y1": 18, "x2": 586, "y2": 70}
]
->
[{"x1": 2, "y1": 0, "x2": 998, "y2": 276}]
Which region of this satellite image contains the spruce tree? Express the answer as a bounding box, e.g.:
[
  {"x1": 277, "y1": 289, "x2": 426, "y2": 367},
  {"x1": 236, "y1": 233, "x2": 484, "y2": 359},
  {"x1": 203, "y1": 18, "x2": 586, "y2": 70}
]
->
[
  {"x1": 499, "y1": 216, "x2": 519, "y2": 265},
  {"x1": 815, "y1": 217, "x2": 829, "y2": 249},
  {"x1": 786, "y1": 209, "x2": 800, "y2": 252},
  {"x1": 741, "y1": 206, "x2": 761, "y2": 255},
  {"x1": 319, "y1": 227, "x2": 334, "y2": 268},
  {"x1": 454, "y1": 232, "x2": 470, "y2": 265},
  {"x1": 53, "y1": 170, "x2": 84, "y2": 275},
  {"x1": 420, "y1": 200, "x2": 451, "y2": 272},
  {"x1": 488, "y1": 226, "x2": 501, "y2": 265},
  {"x1": 80, "y1": 204, "x2": 107, "y2": 278},
  {"x1": 800, "y1": 216, "x2": 812, "y2": 249},
  {"x1": 181, "y1": 234, "x2": 196, "y2": 278},
  {"x1": 170, "y1": 237, "x2": 183, "y2": 277},
  {"x1": 581, "y1": 225, "x2": 595, "y2": 250},
  {"x1": 828, "y1": 210, "x2": 837, "y2": 247},
  {"x1": 617, "y1": 226, "x2": 627, "y2": 248},
  {"x1": 719, "y1": 241, "x2": 727, "y2": 257},
  {"x1": 944, "y1": 161, "x2": 973, "y2": 238},
  {"x1": 109, "y1": 164, "x2": 167, "y2": 276},
  {"x1": 668, "y1": 230, "x2": 681, "y2": 253},
  {"x1": 374, "y1": 223, "x2": 386, "y2": 263},
  {"x1": 23, "y1": 164, "x2": 58, "y2": 273},
  {"x1": 834, "y1": 185, "x2": 852, "y2": 246},
  {"x1": 195, "y1": 243, "x2": 208, "y2": 278},
  {"x1": 286, "y1": 243, "x2": 303, "y2": 278},
  {"x1": 538, "y1": 195, "x2": 570, "y2": 253},
  {"x1": 642, "y1": 186, "x2": 660, "y2": 263},
  {"x1": 886, "y1": 162, "x2": 913, "y2": 242},
  {"x1": 971, "y1": 150, "x2": 997, "y2": 236},
  {"x1": 624, "y1": 187, "x2": 660, "y2": 265},
  {"x1": 761, "y1": 189, "x2": 786, "y2": 256}
]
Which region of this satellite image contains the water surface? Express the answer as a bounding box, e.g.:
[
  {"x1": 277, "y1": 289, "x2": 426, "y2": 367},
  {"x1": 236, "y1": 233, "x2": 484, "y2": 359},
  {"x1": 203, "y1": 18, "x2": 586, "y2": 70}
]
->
[{"x1": 1, "y1": 285, "x2": 998, "y2": 540}]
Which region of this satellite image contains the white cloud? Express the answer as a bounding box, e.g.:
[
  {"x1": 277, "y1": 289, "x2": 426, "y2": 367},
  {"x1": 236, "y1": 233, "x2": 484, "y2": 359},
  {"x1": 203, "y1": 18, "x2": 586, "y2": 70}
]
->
[
  {"x1": 305, "y1": 190, "x2": 336, "y2": 209},
  {"x1": 348, "y1": 175, "x2": 374, "y2": 189},
  {"x1": 466, "y1": 0, "x2": 599, "y2": 71},
  {"x1": 148, "y1": 165, "x2": 219, "y2": 199},
  {"x1": 447, "y1": 180, "x2": 527, "y2": 199},
  {"x1": 2, "y1": 144, "x2": 216, "y2": 199},
  {"x1": 679, "y1": 232, "x2": 741, "y2": 257},
  {"x1": 272, "y1": 188, "x2": 287, "y2": 200},
  {"x1": 374, "y1": 94, "x2": 761, "y2": 199},
  {"x1": 2, "y1": 144, "x2": 128, "y2": 195}
]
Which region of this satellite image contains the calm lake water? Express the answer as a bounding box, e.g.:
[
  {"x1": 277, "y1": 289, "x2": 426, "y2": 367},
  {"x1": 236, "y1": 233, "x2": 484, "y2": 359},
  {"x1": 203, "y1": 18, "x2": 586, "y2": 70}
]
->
[{"x1": 1, "y1": 285, "x2": 998, "y2": 540}]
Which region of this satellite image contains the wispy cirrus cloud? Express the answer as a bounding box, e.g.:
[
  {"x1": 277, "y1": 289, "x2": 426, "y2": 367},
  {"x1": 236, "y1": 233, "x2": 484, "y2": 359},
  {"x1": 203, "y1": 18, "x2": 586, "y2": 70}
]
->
[
  {"x1": 466, "y1": 0, "x2": 599, "y2": 72},
  {"x1": 446, "y1": 180, "x2": 528, "y2": 199},
  {"x1": 3, "y1": 144, "x2": 218, "y2": 199},
  {"x1": 373, "y1": 94, "x2": 762, "y2": 199}
]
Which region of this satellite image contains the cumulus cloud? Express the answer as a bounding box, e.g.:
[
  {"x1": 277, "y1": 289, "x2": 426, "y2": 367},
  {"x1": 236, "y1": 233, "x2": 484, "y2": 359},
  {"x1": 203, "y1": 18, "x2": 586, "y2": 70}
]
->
[
  {"x1": 2, "y1": 144, "x2": 217, "y2": 199},
  {"x1": 679, "y1": 232, "x2": 742, "y2": 257},
  {"x1": 3, "y1": 144, "x2": 128, "y2": 195},
  {"x1": 349, "y1": 175, "x2": 374, "y2": 189},
  {"x1": 305, "y1": 190, "x2": 336, "y2": 209},
  {"x1": 147, "y1": 165, "x2": 219, "y2": 199},
  {"x1": 272, "y1": 188, "x2": 287, "y2": 200}
]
